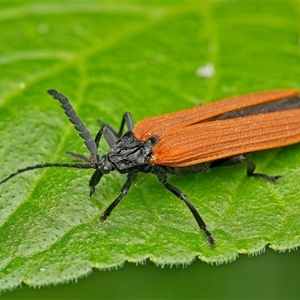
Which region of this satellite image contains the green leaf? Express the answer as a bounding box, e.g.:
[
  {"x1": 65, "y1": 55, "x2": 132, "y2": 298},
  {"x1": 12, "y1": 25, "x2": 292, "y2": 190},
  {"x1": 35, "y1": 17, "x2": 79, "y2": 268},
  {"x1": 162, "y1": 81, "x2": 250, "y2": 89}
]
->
[{"x1": 1, "y1": 1, "x2": 300, "y2": 293}]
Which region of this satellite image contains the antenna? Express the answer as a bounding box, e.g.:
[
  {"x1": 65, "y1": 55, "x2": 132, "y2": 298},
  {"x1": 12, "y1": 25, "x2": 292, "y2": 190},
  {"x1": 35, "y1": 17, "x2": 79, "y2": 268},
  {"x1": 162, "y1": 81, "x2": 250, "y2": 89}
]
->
[
  {"x1": 0, "y1": 163, "x2": 95, "y2": 185},
  {"x1": 0, "y1": 90, "x2": 99, "y2": 185},
  {"x1": 47, "y1": 89, "x2": 98, "y2": 159}
]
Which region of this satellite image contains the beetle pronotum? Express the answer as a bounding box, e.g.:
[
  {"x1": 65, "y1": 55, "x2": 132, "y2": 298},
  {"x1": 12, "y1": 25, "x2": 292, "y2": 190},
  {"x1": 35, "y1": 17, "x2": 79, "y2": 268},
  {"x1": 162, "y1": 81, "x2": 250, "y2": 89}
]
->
[{"x1": 1, "y1": 89, "x2": 300, "y2": 246}]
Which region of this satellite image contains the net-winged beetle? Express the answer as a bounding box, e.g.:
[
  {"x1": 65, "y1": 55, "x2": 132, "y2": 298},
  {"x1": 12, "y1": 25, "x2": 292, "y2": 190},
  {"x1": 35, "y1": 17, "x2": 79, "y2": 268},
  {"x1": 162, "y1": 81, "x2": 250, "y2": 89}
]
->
[{"x1": 1, "y1": 89, "x2": 300, "y2": 246}]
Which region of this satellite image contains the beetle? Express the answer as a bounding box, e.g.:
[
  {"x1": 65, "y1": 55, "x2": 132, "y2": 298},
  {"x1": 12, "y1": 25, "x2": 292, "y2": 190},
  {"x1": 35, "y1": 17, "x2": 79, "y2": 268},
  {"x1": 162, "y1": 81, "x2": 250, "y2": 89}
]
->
[{"x1": 1, "y1": 89, "x2": 300, "y2": 246}]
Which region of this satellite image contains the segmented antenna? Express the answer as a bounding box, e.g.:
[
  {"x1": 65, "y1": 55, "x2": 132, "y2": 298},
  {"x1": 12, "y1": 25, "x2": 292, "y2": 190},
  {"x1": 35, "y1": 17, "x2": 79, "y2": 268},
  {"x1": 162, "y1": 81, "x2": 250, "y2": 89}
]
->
[
  {"x1": 47, "y1": 89, "x2": 98, "y2": 159},
  {"x1": 0, "y1": 163, "x2": 95, "y2": 185},
  {"x1": 0, "y1": 90, "x2": 99, "y2": 185}
]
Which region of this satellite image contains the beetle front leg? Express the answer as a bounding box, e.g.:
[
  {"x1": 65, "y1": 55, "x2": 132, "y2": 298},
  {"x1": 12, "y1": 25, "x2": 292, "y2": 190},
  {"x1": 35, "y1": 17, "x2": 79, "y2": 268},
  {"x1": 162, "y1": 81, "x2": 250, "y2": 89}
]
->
[
  {"x1": 89, "y1": 169, "x2": 104, "y2": 196},
  {"x1": 100, "y1": 173, "x2": 138, "y2": 221},
  {"x1": 96, "y1": 112, "x2": 134, "y2": 147}
]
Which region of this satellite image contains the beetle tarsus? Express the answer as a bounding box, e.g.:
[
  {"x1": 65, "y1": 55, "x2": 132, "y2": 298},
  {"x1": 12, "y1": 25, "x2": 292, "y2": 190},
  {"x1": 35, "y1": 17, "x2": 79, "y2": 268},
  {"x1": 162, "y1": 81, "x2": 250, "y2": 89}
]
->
[
  {"x1": 90, "y1": 186, "x2": 95, "y2": 197},
  {"x1": 202, "y1": 227, "x2": 215, "y2": 247},
  {"x1": 99, "y1": 215, "x2": 107, "y2": 222},
  {"x1": 248, "y1": 173, "x2": 283, "y2": 182}
]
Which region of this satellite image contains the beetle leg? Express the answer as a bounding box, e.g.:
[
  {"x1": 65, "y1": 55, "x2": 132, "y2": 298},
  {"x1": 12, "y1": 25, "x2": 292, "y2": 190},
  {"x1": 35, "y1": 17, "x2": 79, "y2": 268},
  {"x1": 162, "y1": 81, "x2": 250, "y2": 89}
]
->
[
  {"x1": 66, "y1": 151, "x2": 90, "y2": 162},
  {"x1": 94, "y1": 127, "x2": 104, "y2": 149},
  {"x1": 97, "y1": 112, "x2": 134, "y2": 141},
  {"x1": 94, "y1": 112, "x2": 134, "y2": 149},
  {"x1": 243, "y1": 156, "x2": 283, "y2": 182},
  {"x1": 117, "y1": 112, "x2": 134, "y2": 133},
  {"x1": 88, "y1": 113, "x2": 136, "y2": 195},
  {"x1": 210, "y1": 155, "x2": 282, "y2": 182},
  {"x1": 99, "y1": 173, "x2": 138, "y2": 221},
  {"x1": 89, "y1": 169, "x2": 104, "y2": 196},
  {"x1": 94, "y1": 125, "x2": 118, "y2": 149},
  {"x1": 153, "y1": 167, "x2": 215, "y2": 246}
]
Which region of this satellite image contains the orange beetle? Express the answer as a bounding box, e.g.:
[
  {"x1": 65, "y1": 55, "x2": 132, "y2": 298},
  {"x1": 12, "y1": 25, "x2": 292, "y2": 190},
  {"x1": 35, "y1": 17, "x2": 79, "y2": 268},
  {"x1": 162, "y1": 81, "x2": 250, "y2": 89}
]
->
[{"x1": 1, "y1": 89, "x2": 300, "y2": 246}]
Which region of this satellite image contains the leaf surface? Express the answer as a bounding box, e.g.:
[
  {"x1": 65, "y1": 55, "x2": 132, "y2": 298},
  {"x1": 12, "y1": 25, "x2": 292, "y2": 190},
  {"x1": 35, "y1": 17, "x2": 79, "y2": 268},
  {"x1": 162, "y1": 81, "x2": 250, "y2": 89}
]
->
[{"x1": 0, "y1": 1, "x2": 300, "y2": 292}]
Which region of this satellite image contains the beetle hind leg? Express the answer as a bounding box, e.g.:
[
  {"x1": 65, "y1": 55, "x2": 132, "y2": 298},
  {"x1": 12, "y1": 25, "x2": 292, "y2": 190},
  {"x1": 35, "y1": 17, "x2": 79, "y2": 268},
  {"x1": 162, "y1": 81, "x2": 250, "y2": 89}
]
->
[
  {"x1": 210, "y1": 155, "x2": 283, "y2": 182},
  {"x1": 244, "y1": 156, "x2": 283, "y2": 182}
]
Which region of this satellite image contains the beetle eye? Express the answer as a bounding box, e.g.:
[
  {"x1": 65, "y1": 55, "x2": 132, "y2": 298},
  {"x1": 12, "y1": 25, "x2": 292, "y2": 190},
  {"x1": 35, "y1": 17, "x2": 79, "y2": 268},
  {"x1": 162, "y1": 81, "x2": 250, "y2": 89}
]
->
[
  {"x1": 102, "y1": 167, "x2": 110, "y2": 174},
  {"x1": 98, "y1": 156, "x2": 112, "y2": 174},
  {"x1": 102, "y1": 158, "x2": 112, "y2": 174}
]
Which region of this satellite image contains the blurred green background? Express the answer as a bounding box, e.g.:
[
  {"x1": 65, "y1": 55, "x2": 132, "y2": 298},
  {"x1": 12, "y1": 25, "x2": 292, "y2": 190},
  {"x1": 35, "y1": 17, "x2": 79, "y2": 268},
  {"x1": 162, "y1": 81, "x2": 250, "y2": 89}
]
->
[{"x1": 1, "y1": 1, "x2": 300, "y2": 298}]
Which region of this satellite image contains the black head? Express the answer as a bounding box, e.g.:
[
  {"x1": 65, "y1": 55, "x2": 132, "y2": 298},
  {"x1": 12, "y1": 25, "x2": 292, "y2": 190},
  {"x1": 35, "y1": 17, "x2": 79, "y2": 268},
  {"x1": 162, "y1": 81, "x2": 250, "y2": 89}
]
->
[{"x1": 104, "y1": 131, "x2": 158, "y2": 174}]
